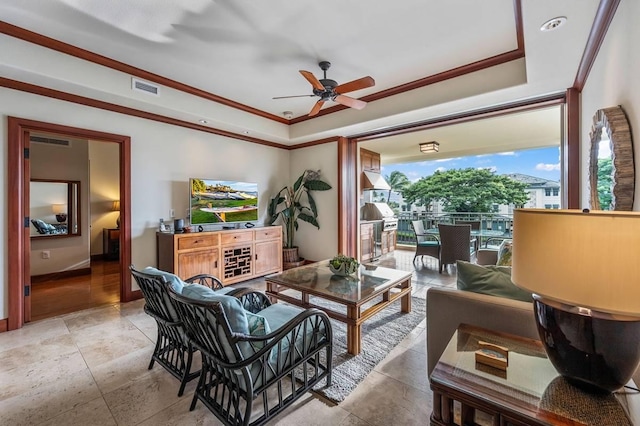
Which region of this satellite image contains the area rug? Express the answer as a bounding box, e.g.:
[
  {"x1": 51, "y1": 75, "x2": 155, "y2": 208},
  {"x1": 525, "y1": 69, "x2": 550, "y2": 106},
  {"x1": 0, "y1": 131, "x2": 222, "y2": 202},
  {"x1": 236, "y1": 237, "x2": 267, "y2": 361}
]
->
[{"x1": 305, "y1": 295, "x2": 426, "y2": 403}]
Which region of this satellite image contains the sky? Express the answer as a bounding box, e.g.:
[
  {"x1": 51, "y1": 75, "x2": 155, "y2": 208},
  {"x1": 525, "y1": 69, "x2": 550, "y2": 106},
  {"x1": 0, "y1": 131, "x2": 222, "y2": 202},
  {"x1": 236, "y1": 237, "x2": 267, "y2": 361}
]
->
[{"x1": 380, "y1": 146, "x2": 561, "y2": 183}]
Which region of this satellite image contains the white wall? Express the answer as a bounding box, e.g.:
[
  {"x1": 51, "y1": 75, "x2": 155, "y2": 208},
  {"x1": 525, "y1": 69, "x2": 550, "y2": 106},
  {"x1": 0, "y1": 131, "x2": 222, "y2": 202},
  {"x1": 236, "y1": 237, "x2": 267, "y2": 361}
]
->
[
  {"x1": 289, "y1": 142, "x2": 339, "y2": 262},
  {"x1": 30, "y1": 138, "x2": 91, "y2": 276},
  {"x1": 580, "y1": 0, "x2": 640, "y2": 211},
  {"x1": 89, "y1": 141, "x2": 120, "y2": 256},
  {"x1": 0, "y1": 88, "x2": 291, "y2": 319}
]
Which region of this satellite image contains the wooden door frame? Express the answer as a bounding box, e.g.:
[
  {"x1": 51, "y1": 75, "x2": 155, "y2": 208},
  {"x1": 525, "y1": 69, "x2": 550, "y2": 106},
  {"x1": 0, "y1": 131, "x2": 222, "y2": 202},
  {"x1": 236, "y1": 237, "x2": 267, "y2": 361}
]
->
[{"x1": 7, "y1": 116, "x2": 136, "y2": 331}]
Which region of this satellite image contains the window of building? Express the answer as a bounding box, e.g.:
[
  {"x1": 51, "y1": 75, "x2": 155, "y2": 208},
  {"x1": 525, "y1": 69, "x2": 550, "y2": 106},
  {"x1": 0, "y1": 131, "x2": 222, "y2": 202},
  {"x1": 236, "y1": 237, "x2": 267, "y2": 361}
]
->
[
  {"x1": 553, "y1": 188, "x2": 559, "y2": 196},
  {"x1": 545, "y1": 188, "x2": 551, "y2": 196},
  {"x1": 545, "y1": 204, "x2": 552, "y2": 209},
  {"x1": 553, "y1": 204, "x2": 560, "y2": 209}
]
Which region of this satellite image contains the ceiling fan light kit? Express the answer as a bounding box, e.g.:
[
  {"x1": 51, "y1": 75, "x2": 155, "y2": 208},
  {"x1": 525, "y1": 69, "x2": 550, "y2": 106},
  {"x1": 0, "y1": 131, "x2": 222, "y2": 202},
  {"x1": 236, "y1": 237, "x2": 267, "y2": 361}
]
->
[
  {"x1": 274, "y1": 61, "x2": 375, "y2": 117},
  {"x1": 420, "y1": 141, "x2": 439, "y2": 153}
]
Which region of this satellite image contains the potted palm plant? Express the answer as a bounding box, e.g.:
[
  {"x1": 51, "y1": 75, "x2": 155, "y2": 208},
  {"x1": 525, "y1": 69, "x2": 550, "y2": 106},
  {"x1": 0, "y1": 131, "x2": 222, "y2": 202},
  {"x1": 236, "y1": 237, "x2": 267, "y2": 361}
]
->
[{"x1": 268, "y1": 169, "x2": 332, "y2": 268}]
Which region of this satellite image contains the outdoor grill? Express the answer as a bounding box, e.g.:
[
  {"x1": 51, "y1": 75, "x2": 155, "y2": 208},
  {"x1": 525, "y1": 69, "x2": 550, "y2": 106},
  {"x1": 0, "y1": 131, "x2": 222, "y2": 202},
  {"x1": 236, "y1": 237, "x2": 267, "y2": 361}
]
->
[{"x1": 361, "y1": 202, "x2": 398, "y2": 231}]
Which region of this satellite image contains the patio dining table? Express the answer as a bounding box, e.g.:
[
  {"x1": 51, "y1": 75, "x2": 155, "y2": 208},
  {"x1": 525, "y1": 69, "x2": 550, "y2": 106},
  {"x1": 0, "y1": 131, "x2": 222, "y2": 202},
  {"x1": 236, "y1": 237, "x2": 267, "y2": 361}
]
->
[{"x1": 424, "y1": 227, "x2": 512, "y2": 247}]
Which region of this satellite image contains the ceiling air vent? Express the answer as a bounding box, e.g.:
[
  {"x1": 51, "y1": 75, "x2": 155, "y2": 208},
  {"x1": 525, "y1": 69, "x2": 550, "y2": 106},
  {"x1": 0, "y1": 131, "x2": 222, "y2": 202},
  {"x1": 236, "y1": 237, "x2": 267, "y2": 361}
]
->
[
  {"x1": 132, "y1": 78, "x2": 160, "y2": 96},
  {"x1": 30, "y1": 136, "x2": 71, "y2": 147}
]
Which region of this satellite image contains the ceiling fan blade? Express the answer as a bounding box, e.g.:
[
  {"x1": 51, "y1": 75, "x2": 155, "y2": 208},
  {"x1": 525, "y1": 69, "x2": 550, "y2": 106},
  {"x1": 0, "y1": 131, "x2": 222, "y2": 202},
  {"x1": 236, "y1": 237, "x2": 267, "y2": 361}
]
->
[
  {"x1": 272, "y1": 94, "x2": 315, "y2": 99},
  {"x1": 308, "y1": 100, "x2": 325, "y2": 116},
  {"x1": 334, "y1": 76, "x2": 375, "y2": 94},
  {"x1": 334, "y1": 95, "x2": 367, "y2": 110},
  {"x1": 300, "y1": 70, "x2": 325, "y2": 91}
]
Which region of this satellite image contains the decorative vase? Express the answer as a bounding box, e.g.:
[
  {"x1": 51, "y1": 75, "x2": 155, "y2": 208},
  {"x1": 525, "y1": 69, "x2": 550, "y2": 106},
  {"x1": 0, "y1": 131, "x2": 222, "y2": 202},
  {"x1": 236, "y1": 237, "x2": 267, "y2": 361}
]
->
[{"x1": 329, "y1": 262, "x2": 358, "y2": 276}]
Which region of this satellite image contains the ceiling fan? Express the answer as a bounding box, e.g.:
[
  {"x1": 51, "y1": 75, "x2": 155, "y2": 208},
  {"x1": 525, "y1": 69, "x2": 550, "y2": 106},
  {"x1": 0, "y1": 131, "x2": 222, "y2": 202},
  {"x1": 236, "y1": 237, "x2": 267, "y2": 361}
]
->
[{"x1": 273, "y1": 61, "x2": 375, "y2": 117}]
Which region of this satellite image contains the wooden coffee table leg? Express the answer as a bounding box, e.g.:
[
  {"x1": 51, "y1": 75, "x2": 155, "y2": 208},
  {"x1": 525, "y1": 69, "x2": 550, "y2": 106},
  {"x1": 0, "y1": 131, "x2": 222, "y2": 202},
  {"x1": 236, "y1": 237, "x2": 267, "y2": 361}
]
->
[
  {"x1": 347, "y1": 305, "x2": 361, "y2": 355},
  {"x1": 401, "y1": 279, "x2": 411, "y2": 313}
]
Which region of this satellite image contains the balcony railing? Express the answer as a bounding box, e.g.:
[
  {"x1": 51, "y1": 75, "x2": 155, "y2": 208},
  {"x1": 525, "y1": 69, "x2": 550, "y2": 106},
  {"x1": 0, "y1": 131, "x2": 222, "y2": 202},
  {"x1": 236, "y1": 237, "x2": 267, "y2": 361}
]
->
[{"x1": 396, "y1": 212, "x2": 513, "y2": 247}]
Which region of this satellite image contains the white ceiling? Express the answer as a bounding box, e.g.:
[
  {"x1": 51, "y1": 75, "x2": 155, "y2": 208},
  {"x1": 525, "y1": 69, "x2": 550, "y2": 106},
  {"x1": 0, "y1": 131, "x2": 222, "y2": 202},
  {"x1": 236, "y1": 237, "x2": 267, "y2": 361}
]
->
[{"x1": 0, "y1": 0, "x2": 600, "y2": 148}]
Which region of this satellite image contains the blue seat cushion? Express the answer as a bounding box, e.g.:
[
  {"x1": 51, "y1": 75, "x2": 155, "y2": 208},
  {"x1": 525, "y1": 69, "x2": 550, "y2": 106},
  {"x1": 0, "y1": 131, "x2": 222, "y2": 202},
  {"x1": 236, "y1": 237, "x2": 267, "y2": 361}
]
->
[{"x1": 417, "y1": 241, "x2": 440, "y2": 247}]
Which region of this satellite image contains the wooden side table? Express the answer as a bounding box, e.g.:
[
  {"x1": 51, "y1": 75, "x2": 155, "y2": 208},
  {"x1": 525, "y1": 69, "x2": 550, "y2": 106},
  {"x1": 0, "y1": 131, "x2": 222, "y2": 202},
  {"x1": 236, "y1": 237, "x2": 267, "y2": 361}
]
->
[
  {"x1": 103, "y1": 228, "x2": 120, "y2": 261},
  {"x1": 430, "y1": 324, "x2": 638, "y2": 426}
]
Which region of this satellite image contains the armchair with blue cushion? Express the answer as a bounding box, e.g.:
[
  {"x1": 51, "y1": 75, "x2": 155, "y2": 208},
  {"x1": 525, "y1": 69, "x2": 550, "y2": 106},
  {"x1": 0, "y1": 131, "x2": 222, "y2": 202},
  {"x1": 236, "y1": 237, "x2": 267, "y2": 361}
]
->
[
  {"x1": 411, "y1": 220, "x2": 441, "y2": 266},
  {"x1": 129, "y1": 266, "x2": 235, "y2": 397},
  {"x1": 166, "y1": 277, "x2": 333, "y2": 426}
]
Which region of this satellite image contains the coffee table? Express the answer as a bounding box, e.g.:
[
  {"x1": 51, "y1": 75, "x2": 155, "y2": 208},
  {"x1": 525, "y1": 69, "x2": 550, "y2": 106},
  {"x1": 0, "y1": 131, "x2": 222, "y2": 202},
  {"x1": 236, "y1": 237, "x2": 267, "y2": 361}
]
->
[
  {"x1": 265, "y1": 260, "x2": 413, "y2": 355},
  {"x1": 430, "y1": 324, "x2": 639, "y2": 426}
]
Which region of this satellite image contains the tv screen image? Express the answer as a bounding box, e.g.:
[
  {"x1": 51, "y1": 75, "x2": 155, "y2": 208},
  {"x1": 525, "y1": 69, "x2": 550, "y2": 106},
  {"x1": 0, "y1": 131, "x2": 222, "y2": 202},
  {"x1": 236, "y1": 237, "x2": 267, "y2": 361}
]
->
[{"x1": 190, "y1": 179, "x2": 258, "y2": 225}]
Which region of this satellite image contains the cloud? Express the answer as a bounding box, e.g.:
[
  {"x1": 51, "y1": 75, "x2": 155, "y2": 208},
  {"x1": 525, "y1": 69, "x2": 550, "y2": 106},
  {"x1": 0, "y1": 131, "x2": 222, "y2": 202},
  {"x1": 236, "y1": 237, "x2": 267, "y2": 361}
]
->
[
  {"x1": 535, "y1": 163, "x2": 560, "y2": 171},
  {"x1": 435, "y1": 166, "x2": 446, "y2": 172},
  {"x1": 498, "y1": 151, "x2": 516, "y2": 156},
  {"x1": 435, "y1": 158, "x2": 456, "y2": 163}
]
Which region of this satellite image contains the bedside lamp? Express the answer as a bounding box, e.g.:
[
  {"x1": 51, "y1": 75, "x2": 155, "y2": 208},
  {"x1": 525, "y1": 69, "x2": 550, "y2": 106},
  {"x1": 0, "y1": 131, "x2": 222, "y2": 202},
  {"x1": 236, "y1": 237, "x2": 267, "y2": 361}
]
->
[
  {"x1": 52, "y1": 203, "x2": 67, "y2": 223},
  {"x1": 112, "y1": 200, "x2": 120, "y2": 228},
  {"x1": 511, "y1": 209, "x2": 640, "y2": 393}
]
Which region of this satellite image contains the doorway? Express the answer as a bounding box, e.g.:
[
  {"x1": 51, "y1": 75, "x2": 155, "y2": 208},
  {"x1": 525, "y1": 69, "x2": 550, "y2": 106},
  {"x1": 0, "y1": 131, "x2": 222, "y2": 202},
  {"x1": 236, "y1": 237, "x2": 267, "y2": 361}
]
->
[
  {"x1": 7, "y1": 117, "x2": 135, "y2": 331},
  {"x1": 28, "y1": 135, "x2": 121, "y2": 321}
]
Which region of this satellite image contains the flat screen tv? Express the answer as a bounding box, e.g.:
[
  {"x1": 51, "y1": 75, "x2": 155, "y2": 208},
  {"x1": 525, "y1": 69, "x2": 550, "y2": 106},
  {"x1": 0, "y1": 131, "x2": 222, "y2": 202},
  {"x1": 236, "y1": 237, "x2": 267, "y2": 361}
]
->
[{"x1": 190, "y1": 178, "x2": 258, "y2": 225}]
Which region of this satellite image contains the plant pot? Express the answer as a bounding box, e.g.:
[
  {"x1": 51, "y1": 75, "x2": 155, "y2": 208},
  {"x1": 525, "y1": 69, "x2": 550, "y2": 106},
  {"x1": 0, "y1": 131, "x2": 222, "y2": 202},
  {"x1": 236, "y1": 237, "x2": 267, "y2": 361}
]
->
[
  {"x1": 329, "y1": 262, "x2": 359, "y2": 276},
  {"x1": 283, "y1": 258, "x2": 305, "y2": 270},
  {"x1": 282, "y1": 247, "x2": 300, "y2": 263}
]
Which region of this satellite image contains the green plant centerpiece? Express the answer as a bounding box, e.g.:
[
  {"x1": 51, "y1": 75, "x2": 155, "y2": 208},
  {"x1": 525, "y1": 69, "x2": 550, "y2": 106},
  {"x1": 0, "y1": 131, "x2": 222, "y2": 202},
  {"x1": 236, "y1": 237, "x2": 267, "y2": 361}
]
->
[
  {"x1": 329, "y1": 254, "x2": 360, "y2": 276},
  {"x1": 268, "y1": 169, "x2": 332, "y2": 264}
]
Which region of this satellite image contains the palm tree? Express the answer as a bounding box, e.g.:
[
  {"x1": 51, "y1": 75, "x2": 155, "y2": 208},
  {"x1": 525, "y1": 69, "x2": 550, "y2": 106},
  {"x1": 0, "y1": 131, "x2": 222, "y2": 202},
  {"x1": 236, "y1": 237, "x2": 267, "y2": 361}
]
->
[{"x1": 385, "y1": 171, "x2": 410, "y2": 203}]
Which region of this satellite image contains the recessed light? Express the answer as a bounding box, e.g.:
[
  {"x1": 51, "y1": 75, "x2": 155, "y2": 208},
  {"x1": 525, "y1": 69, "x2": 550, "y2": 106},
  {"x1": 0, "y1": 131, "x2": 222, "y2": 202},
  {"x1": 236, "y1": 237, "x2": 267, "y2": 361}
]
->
[
  {"x1": 540, "y1": 16, "x2": 567, "y2": 32},
  {"x1": 198, "y1": 119, "x2": 209, "y2": 124},
  {"x1": 243, "y1": 131, "x2": 250, "y2": 135}
]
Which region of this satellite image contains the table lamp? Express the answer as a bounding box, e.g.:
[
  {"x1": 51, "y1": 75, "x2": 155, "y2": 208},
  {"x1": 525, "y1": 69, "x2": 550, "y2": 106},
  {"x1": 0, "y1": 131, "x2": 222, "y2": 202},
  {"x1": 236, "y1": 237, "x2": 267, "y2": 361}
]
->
[
  {"x1": 52, "y1": 203, "x2": 67, "y2": 223},
  {"x1": 112, "y1": 200, "x2": 120, "y2": 228},
  {"x1": 511, "y1": 209, "x2": 640, "y2": 393}
]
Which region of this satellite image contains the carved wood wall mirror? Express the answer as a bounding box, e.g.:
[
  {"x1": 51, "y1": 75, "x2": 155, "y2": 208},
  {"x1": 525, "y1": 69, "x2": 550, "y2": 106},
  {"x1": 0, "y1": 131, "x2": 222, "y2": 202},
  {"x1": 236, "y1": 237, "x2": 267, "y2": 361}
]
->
[{"x1": 588, "y1": 106, "x2": 635, "y2": 210}]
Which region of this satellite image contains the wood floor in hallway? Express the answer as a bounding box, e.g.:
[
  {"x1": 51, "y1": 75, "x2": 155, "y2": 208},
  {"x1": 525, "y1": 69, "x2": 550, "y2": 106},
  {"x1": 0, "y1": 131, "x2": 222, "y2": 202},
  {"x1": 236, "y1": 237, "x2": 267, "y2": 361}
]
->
[{"x1": 31, "y1": 259, "x2": 121, "y2": 321}]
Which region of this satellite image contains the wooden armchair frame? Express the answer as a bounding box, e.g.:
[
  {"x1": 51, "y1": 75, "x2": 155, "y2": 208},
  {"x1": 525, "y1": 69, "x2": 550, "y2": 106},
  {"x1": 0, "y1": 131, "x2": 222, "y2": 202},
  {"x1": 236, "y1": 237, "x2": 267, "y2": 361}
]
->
[
  {"x1": 167, "y1": 286, "x2": 333, "y2": 426},
  {"x1": 129, "y1": 266, "x2": 224, "y2": 396}
]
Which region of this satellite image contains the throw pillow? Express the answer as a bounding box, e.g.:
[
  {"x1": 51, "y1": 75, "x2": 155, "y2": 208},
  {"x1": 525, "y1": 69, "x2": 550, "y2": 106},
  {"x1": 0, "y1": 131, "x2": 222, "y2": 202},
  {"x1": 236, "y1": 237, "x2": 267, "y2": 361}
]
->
[
  {"x1": 496, "y1": 239, "x2": 513, "y2": 266},
  {"x1": 246, "y1": 312, "x2": 271, "y2": 337},
  {"x1": 456, "y1": 260, "x2": 532, "y2": 302}
]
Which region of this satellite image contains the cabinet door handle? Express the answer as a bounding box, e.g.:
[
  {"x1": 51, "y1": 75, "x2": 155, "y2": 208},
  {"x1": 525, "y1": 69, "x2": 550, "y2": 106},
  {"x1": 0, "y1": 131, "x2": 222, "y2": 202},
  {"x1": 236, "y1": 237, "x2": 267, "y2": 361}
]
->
[
  {"x1": 195, "y1": 240, "x2": 202, "y2": 244},
  {"x1": 214, "y1": 260, "x2": 218, "y2": 268}
]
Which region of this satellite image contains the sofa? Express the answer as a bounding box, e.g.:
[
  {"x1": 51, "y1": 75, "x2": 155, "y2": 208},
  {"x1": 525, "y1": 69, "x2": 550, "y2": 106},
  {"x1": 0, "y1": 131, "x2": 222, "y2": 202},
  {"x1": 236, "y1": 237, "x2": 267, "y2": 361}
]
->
[{"x1": 426, "y1": 286, "x2": 538, "y2": 376}]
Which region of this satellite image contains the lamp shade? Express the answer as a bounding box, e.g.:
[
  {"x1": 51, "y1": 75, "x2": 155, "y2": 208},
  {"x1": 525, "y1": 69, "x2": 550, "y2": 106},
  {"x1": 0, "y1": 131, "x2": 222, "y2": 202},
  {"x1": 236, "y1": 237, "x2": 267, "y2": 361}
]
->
[
  {"x1": 511, "y1": 209, "x2": 640, "y2": 316},
  {"x1": 52, "y1": 203, "x2": 67, "y2": 214},
  {"x1": 112, "y1": 200, "x2": 120, "y2": 211}
]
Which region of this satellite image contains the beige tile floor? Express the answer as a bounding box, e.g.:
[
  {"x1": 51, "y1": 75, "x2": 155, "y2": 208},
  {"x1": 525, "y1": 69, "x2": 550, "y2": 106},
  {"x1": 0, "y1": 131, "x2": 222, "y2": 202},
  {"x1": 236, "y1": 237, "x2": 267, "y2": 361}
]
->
[{"x1": 0, "y1": 249, "x2": 457, "y2": 426}]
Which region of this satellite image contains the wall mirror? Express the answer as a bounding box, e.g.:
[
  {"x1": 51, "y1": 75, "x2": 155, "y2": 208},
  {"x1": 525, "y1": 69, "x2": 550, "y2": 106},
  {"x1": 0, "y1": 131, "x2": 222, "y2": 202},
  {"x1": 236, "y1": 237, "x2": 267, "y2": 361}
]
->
[
  {"x1": 588, "y1": 106, "x2": 635, "y2": 211},
  {"x1": 30, "y1": 179, "x2": 81, "y2": 238}
]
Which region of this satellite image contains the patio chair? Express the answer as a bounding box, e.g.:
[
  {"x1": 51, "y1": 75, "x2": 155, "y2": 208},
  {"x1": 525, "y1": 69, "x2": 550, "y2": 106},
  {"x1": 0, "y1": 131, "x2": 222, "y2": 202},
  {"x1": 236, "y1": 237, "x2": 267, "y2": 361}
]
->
[
  {"x1": 166, "y1": 283, "x2": 333, "y2": 426},
  {"x1": 455, "y1": 220, "x2": 479, "y2": 253},
  {"x1": 438, "y1": 223, "x2": 473, "y2": 273},
  {"x1": 129, "y1": 265, "x2": 228, "y2": 396},
  {"x1": 411, "y1": 220, "x2": 441, "y2": 266}
]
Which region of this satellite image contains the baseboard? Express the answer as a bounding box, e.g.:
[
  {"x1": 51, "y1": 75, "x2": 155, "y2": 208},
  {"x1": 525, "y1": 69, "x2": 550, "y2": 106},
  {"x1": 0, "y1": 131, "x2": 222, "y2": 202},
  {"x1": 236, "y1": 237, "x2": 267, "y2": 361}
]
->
[
  {"x1": 91, "y1": 254, "x2": 105, "y2": 261},
  {"x1": 0, "y1": 318, "x2": 7, "y2": 333},
  {"x1": 31, "y1": 267, "x2": 92, "y2": 284}
]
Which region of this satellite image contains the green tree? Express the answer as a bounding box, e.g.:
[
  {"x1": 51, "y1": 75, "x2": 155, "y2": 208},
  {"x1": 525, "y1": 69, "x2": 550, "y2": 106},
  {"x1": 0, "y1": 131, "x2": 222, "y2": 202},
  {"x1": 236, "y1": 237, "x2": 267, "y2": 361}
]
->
[
  {"x1": 385, "y1": 171, "x2": 410, "y2": 203},
  {"x1": 403, "y1": 168, "x2": 529, "y2": 212},
  {"x1": 597, "y1": 157, "x2": 613, "y2": 210}
]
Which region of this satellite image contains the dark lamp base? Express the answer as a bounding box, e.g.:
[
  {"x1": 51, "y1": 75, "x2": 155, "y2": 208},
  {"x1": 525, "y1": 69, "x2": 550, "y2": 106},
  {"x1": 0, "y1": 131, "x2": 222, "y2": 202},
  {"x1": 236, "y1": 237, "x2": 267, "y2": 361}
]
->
[
  {"x1": 533, "y1": 296, "x2": 640, "y2": 393},
  {"x1": 55, "y1": 213, "x2": 67, "y2": 223}
]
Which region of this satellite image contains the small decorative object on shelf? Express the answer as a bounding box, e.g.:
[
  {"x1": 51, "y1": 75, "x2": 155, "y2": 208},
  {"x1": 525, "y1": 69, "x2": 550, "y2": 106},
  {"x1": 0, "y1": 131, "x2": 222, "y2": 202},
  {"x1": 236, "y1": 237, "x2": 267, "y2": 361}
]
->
[
  {"x1": 475, "y1": 341, "x2": 509, "y2": 371},
  {"x1": 329, "y1": 254, "x2": 360, "y2": 276}
]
